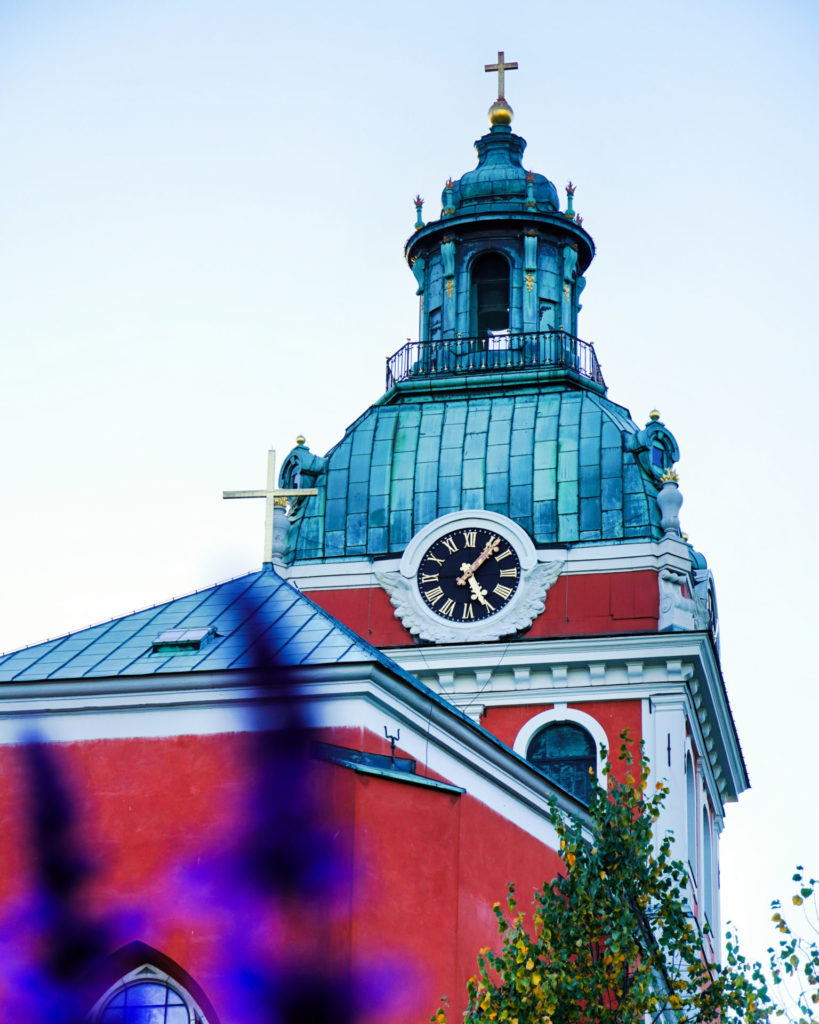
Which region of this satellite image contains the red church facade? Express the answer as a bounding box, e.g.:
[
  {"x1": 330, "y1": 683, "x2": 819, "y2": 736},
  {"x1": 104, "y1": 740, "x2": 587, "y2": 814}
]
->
[
  {"x1": 0, "y1": 595, "x2": 578, "y2": 1022},
  {"x1": 0, "y1": 65, "x2": 746, "y2": 1024}
]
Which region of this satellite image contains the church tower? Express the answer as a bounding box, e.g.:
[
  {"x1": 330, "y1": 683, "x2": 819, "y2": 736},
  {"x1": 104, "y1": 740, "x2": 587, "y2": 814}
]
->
[
  {"x1": 277, "y1": 56, "x2": 746, "y2": 953},
  {"x1": 0, "y1": 55, "x2": 750, "y2": 1023}
]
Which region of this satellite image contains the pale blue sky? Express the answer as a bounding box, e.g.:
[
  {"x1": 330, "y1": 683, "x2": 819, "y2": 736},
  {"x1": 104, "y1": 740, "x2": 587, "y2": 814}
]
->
[{"x1": 2, "y1": 0, "x2": 817, "y2": 976}]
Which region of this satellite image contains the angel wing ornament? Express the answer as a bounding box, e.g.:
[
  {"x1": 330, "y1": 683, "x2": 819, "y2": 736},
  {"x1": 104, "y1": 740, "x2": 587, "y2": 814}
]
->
[{"x1": 374, "y1": 558, "x2": 563, "y2": 644}]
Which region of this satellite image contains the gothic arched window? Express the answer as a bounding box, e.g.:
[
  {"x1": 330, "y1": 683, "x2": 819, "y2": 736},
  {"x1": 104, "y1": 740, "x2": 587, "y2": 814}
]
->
[
  {"x1": 527, "y1": 722, "x2": 596, "y2": 804},
  {"x1": 471, "y1": 252, "x2": 510, "y2": 337},
  {"x1": 90, "y1": 964, "x2": 212, "y2": 1024},
  {"x1": 99, "y1": 982, "x2": 190, "y2": 1023}
]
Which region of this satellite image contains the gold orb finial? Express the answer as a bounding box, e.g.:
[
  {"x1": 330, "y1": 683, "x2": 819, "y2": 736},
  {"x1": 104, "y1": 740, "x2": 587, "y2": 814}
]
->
[
  {"x1": 660, "y1": 468, "x2": 679, "y2": 484},
  {"x1": 488, "y1": 98, "x2": 513, "y2": 126},
  {"x1": 649, "y1": 409, "x2": 661, "y2": 421},
  {"x1": 296, "y1": 435, "x2": 306, "y2": 446}
]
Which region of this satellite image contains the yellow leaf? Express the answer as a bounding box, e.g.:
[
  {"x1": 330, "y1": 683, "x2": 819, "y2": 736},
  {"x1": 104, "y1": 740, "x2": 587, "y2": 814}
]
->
[
  {"x1": 793, "y1": 895, "x2": 804, "y2": 906},
  {"x1": 526, "y1": 958, "x2": 534, "y2": 970}
]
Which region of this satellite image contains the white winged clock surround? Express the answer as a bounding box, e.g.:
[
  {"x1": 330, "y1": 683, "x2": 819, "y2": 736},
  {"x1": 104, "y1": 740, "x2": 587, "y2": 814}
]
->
[{"x1": 375, "y1": 511, "x2": 563, "y2": 643}]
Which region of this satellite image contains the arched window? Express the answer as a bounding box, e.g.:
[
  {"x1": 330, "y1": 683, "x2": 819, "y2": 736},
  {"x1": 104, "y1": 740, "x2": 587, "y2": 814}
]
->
[
  {"x1": 99, "y1": 982, "x2": 190, "y2": 1023},
  {"x1": 90, "y1": 963, "x2": 213, "y2": 1024},
  {"x1": 686, "y1": 753, "x2": 697, "y2": 878},
  {"x1": 471, "y1": 252, "x2": 510, "y2": 337},
  {"x1": 527, "y1": 722, "x2": 596, "y2": 804}
]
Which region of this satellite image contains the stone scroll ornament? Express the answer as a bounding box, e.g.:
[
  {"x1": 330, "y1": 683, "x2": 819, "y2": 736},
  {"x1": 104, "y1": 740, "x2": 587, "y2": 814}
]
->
[
  {"x1": 411, "y1": 255, "x2": 426, "y2": 296},
  {"x1": 375, "y1": 558, "x2": 562, "y2": 644}
]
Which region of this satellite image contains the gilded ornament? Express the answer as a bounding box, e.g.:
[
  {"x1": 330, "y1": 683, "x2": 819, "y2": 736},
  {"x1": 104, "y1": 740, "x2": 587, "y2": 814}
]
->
[
  {"x1": 525, "y1": 271, "x2": 535, "y2": 293},
  {"x1": 446, "y1": 279, "x2": 454, "y2": 298},
  {"x1": 488, "y1": 99, "x2": 513, "y2": 126}
]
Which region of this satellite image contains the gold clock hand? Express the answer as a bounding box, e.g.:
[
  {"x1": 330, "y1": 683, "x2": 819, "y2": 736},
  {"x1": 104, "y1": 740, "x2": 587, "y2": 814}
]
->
[
  {"x1": 457, "y1": 561, "x2": 474, "y2": 585},
  {"x1": 467, "y1": 574, "x2": 489, "y2": 606},
  {"x1": 456, "y1": 536, "x2": 502, "y2": 585}
]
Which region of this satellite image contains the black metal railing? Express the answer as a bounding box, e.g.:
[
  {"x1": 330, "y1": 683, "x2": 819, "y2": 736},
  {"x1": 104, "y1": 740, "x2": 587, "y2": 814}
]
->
[{"x1": 385, "y1": 330, "x2": 605, "y2": 390}]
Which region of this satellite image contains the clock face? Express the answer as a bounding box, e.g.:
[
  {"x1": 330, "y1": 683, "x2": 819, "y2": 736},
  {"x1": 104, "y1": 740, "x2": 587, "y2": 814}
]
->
[{"x1": 416, "y1": 526, "x2": 522, "y2": 622}]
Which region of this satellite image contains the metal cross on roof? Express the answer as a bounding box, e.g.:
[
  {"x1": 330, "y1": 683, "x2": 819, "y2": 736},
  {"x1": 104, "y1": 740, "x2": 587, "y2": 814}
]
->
[
  {"x1": 484, "y1": 50, "x2": 518, "y2": 100},
  {"x1": 223, "y1": 448, "x2": 317, "y2": 565}
]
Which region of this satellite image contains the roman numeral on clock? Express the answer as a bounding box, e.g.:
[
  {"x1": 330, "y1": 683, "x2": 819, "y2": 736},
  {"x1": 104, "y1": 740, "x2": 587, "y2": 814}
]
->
[
  {"x1": 461, "y1": 530, "x2": 477, "y2": 547},
  {"x1": 499, "y1": 567, "x2": 518, "y2": 578},
  {"x1": 493, "y1": 584, "x2": 514, "y2": 600},
  {"x1": 420, "y1": 572, "x2": 439, "y2": 584},
  {"x1": 439, "y1": 598, "x2": 456, "y2": 617},
  {"x1": 441, "y1": 536, "x2": 459, "y2": 554},
  {"x1": 424, "y1": 586, "x2": 444, "y2": 606},
  {"x1": 495, "y1": 548, "x2": 513, "y2": 562}
]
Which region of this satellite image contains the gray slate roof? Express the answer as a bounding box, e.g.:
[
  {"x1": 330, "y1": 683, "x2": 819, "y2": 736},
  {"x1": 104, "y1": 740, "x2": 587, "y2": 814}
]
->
[{"x1": 0, "y1": 569, "x2": 396, "y2": 683}]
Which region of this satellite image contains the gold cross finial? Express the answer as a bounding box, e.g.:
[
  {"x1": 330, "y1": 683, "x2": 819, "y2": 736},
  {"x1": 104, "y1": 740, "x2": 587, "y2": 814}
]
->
[
  {"x1": 223, "y1": 448, "x2": 318, "y2": 565},
  {"x1": 484, "y1": 51, "x2": 518, "y2": 100}
]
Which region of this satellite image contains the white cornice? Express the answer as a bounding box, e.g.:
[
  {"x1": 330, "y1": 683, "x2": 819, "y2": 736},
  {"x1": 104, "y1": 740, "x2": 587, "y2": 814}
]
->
[
  {"x1": 0, "y1": 659, "x2": 589, "y2": 850},
  {"x1": 388, "y1": 631, "x2": 747, "y2": 807},
  {"x1": 390, "y1": 632, "x2": 714, "y2": 672}
]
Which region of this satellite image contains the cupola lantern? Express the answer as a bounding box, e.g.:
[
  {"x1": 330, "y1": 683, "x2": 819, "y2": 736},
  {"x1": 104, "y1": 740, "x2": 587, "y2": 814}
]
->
[{"x1": 400, "y1": 56, "x2": 601, "y2": 395}]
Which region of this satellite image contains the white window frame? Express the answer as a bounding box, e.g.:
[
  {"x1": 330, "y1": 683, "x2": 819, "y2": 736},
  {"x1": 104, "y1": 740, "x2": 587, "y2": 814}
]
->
[
  {"x1": 513, "y1": 705, "x2": 608, "y2": 789},
  {"x1": 88, "y1": 963, "x2": 211, "y2": 1024}
]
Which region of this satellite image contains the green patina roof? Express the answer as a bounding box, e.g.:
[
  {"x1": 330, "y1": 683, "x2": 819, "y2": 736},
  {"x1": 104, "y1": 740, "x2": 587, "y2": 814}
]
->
[
  {"x1": 286, "y1": 387, "x2": 666, "y2": 563},
  {"x1": 443, "y1": 126, "x2": 559, "y2": 216}
]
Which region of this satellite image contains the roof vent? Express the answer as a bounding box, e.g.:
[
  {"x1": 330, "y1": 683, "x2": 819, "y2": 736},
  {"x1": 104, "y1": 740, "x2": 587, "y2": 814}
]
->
[{"x1": 151, "y1": 626, "x2": 217, "y2": 655}]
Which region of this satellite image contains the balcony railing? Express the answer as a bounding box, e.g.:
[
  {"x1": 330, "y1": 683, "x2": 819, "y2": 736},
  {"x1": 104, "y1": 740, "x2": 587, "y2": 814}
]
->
[{"x1": 385, "y1": 330, "x2": 605, "y2": 391}]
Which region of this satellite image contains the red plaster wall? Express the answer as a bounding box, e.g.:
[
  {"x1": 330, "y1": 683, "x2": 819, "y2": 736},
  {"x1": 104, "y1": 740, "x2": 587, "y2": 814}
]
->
[
  {"x1": 304, "y1": 570, "x2": 658, "y2": 648},
  {"x1": 340, "y1": 766, "x2": 563, "y2": 1024},
  {"x1": 304, "y1": 586, "x2": 413, "y2": 646},
  {"x1": 483, "y1": 698, "x2": 644, "y2": 784},
  {"x1": 525, "y1": 570, "x2": 658, "y2": 638},
  {"x1": 0, "y1": 736, "x2": 258, "y2": 1016},
  {"x1": 0, "y1": 728, "x2": 564, "y2": 1024}
]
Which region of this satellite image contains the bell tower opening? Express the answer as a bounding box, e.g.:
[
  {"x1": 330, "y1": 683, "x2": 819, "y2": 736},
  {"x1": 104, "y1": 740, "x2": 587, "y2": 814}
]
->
[{"x1": 471, "y1": 251, "x2": 510, "y2": 337}]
